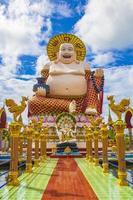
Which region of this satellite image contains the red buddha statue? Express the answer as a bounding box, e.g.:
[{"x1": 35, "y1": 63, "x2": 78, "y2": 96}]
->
[{"x1": 28, "y1": 33, "x2": 104, "y2": 116}]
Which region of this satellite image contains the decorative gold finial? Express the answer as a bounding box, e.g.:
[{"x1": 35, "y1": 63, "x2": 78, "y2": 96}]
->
[{"x1": 108, "y1": 108, "x2": 113, "y2": 126}]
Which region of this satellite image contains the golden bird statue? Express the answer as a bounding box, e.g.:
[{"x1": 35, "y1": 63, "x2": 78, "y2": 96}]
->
[
  {"x1": 5, "y1": 96, "x2": 28, "y2": 122},
  {"x1": 107, "y1": 95, "x2": 130, "y2": 120}
]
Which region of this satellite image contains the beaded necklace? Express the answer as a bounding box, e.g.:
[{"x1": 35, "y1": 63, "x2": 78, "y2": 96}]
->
[{"x1": 90, "y1": 71, "x2": 104, "y2": 93}]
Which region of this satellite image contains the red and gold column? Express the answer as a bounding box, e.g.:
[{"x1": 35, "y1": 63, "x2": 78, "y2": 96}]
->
[
  {"x1": 101, "y1": 124, "x2": 109, "y2": 173},
  {"x1": 8, "y1": 122, "x2": 21, "y2": 186},
  {"x1": 113, "y1": 120, "x2": 128, "y2": 186},
  {"x1": 26, "y1": 124, "x2": 33, "y2": 173}
]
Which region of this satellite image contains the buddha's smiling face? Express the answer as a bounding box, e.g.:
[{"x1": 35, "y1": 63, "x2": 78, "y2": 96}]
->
[{"x1": 58, "y1": 43, "x2": 76, "y2": 64}]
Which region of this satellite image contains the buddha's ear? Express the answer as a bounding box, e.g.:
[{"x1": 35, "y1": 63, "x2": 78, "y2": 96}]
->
[
  {"x1": 57, "y1": 52, "x2": 59, "y2": 59},
  {"x1": 54, "y1": 52, "x2": 60, "y2": 64},
  {"x1": 73, "y1": 51, "x2": 76, "y2": 60},
  {"x1": 74, "y1": 52, "x2": 80, "y2": 64}
]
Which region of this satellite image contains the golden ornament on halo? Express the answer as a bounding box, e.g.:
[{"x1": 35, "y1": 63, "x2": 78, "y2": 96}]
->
[{"x1": 47, "y1": 33, "x2": 86, "y2": 61}]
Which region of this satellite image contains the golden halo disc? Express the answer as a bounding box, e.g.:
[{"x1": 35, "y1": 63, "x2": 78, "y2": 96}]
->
[{"x1": 47, "y1": 33, "x2": 86, "y2": 61}]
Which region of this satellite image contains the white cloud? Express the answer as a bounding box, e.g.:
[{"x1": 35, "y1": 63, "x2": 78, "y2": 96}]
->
[
  {"x1": 55, "y1": 2, "x2": 73, "y2": 18},
  {"x1": 92, "y1": 52, "x2": 115, "y2": 66},
  {"x1": 36, "y1": 53, "x2": 49, "y2": 75},
  {"x1": 0, "y1": 0, "x2": 54, "y2": 77},
  {"x1": 0, "y1": 0, "x2": 74, "y2": 77},
  {"x1": 74, "y1": 0, "x2": 133, "y2": 52},
  {"x1": 29, "y1": 0, "x2": 53, "y2": 17}
]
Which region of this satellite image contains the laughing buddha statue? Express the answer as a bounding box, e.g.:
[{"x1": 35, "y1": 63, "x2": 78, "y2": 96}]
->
[{"x1": 28, "y1": 34, "x2": 104, "y2": 116}]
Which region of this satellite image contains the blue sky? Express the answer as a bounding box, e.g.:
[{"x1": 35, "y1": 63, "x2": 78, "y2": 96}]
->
[{"x1": 0, "y1": 0, "x2": 133, "y2": 122}]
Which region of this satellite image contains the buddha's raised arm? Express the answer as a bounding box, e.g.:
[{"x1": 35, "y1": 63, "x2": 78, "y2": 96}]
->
[
  {"x1": 85, "y1": 63, "x2": 91, "y2": 80},
  {"x1": 41, "y1": 63, "x2": 50, "y2": 80},
  {"x1": 33, "y1": 63, "x2": 51, "y2": 97}
]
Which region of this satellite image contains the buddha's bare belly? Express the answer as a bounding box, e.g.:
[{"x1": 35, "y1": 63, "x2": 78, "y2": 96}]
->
[{"x1": 46, "y1": 74, "x2": 87, "y2": 97}]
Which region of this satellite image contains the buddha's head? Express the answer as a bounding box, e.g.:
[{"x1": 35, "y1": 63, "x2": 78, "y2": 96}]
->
[
  {"x1": 47, "y1": 34, "x2": 86, "y2": 63},
  {"x1": 57, "y1": 43, "x2": 77, "y2": 64}
]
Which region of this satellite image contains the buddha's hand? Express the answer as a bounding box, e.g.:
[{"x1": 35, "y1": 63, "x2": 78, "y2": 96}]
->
[
  {"x1": 36, "y1": 87, "x2": 46, "y2": 97},
  {"x1": 95, "y1": 68, "x2": 104, "y2": 77}
]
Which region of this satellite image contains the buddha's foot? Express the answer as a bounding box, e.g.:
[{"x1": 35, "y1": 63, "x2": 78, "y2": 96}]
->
[
  {"x1": 85, "y1": 107, "x2": 97, "y2": 115},
  {"x1": 69, "y1": 100, "x2": 76, "y2": 113}
]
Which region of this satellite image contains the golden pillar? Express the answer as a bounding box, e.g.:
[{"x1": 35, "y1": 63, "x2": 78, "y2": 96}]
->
[
  {"x1": 113, "y1": 120, "x2": 128, "y2": 186},
  {"x1": 86, "y1": 137, "x2": 89, "y2": 160},
  {"x1": 40, "y1": 126, "x2": 48, "y2": 161},
  {"x1": 34, "y1": 125, "x2": 40, "y2": 167},
  {"x1": 8, "y1": 122, "x2": 21, "y2": 186},
  {"x1": 128, "y1": 128, "x2": 133, "y2": 148},
  {"x1": 85, "y1": 127, "x2": 89, "y2": 160},
  {"x1": 101, "y1": 124, "x2": 109, "y2": 173},
  {"x1": 26, "y1": 124, "x2": 33, "y2": 173},
  {"x1": 88, "y1": 116, "x2": 103, "y2": 166},
  {"x1": 43, "y1": 126, "x2": 48, "y2": 160},
  {"x1": 88, "y1": 129, "x2": 93, "y2": 162},
  {"x1": 19, "y1": 131, "x2": 24, "y2": 161},
  {"x1": 93, "y1": 130, "x2": 99, "y2": 166},
  {"x1": 85, "y1": 127, "x2": 93, "y2": 162}
]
